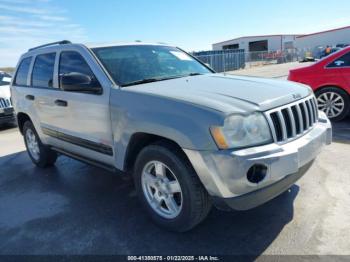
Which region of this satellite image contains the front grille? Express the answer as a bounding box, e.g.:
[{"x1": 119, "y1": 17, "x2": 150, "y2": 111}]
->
[
  {"x1": 0, "y1": 98, "x2": 12, "y2": 109},
  {"x1": 265, "y1": 96, "x2": 318, "y2": 143}
]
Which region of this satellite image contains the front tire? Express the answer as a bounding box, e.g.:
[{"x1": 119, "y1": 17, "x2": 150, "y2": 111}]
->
[
  {"x1": 134, "y1": 142, "x2": 211, "y2": 232},
  {"x1": 316, "y1": 87, "x2": 349, "y2": 121},
  {"x1": 23, "y1": 121, "x2": 57, "y2": 168}
]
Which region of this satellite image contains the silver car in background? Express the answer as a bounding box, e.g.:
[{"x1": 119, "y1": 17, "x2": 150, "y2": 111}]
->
[
  {"x1": 11, "y1": 41, "x2": 332, "y2": 231},
  {"x1": 0, "y1": 72, "x2": 15, "y2": 125}
]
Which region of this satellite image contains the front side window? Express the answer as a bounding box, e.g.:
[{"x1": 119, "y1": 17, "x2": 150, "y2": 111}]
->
[
  {"x1": 32, "y1": 53, "x2": 56, "y2": 88},
  {"x1": 59, "y1": 51, "x2": 99, "y2": 90},
  {"x1": 327, "y1": 52, "x2": 350, "y2": 68},
  {"x1": 14, "y1": 57, "x2": 32, "y2": 86},
  {"x1": 92, "y1": 45, "x2": 212, "y2": 87}
]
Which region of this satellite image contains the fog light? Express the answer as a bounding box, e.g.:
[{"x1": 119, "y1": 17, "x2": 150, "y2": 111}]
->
[{"x1": 247, "y1": 164, "x2": 268, "y2": 184}]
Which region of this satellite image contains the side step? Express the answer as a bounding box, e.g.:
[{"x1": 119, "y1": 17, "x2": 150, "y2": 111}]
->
[{"x1": 51, "y1": 146, "x2": 117, "y2": 173}]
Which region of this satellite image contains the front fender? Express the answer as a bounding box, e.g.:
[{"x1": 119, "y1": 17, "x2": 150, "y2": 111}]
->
[{"x1": 109, "y1": 88, "x2": 224, "y2": 170}]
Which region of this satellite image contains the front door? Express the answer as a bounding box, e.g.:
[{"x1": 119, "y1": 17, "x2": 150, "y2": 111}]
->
[{"x1": 37, "y1": 49, "x2": 114, "y2": 166}]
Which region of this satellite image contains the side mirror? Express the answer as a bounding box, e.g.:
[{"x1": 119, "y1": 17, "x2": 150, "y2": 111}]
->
[{"x1": 60, "y1": 72, "x2": 102, "y2": 94}]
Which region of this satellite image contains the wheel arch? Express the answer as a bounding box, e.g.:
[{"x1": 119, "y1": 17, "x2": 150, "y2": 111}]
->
[
  {"x1": 16, "y1": 112, "x2": 32, "y2": 134},
  {"x1": 123, "y1": 132, "x2": 192, "y2": 173},
  {"x1": 314, "y1": 84, "x2": 349, "y2": 96}
]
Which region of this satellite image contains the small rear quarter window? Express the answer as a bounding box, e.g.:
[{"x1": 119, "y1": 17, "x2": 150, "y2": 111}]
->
[{"x1": 14, "y1": 57, "x2": 32, "y2": 86}]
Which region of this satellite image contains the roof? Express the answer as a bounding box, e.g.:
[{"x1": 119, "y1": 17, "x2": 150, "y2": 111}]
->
[
  {"x1": 25, "y1": 41, "x2": 175, "y2": 55},
  {"x1": 85, "y1": 41, "x2": 174, "y2": 48},
  {"x1": 213, "y1": 34, "x2": 302, "y2": 45},
  {"x1": 297, "y1": 26, "x2": 350, "y2": 38}
]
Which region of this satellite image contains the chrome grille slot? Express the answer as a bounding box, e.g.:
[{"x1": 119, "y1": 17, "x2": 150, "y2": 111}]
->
[
  {"x1": 270, "y1": 112, "x2": 283, "y2": 141},
  {"x1": 281, "y1": 108, "x2": 292, "y2": 138},
  {"x1": 300, "y1": 102, "x2": 309, "y2": 129},
  {"x1": 291, "y1": 105, "x2": 301, "y2": 134},
  {"x1": 0, "y1": 98, "x2": 12, "y2": 109},
  {"x1": 310, "y1": 98, "x2": 318, "y2": 121},
  {"x1": 266, "y1": 96, "x2": 319, "y2": 143}
]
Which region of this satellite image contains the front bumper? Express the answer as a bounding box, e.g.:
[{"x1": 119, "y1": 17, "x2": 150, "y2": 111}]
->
[
  {"x1": 212, "y1": 161, "x2": 313, "y2": 210},
  {"x1": 184, "y1": 114, "x2": 332, "y2": 210},
  {"x1": 0, "y1": 107, "x2": 15, "y2": 124}
]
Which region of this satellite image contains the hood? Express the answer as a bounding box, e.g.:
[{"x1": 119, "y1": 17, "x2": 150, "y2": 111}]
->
[
  {"x1": 0, "y1": 85, "x2": 11, "y2": 99},
  {"x1": 123, "y1": 74, "x2": 312, "y2": 113}
]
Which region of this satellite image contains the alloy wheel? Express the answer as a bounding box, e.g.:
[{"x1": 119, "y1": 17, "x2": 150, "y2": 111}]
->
[
  {"x1": 26, "y1": 129, "x2": 40, "y2": 161},
  {"x1": 141, "y1": 160, "x2": 183, "y2": 219},
  {"x1": 317, "y1": 92, "x2": 345, "y2": 119}
]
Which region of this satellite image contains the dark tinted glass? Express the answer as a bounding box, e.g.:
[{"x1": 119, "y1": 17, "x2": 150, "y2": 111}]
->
[
  {"x1": 59, "y1": 51, "x2": 95, "y2": 85},
  {"x1": 14, "y1": 57, "x2": 32, "y2": 86},
  {"x1": 327, "y1": 52, "x2": 350, "y2": 68},
  {"x1": 32, "y1": 53, "x2": 56, "y2": 88}
]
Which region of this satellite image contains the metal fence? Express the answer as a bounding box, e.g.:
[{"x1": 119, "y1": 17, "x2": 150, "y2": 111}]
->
[
  {"x1": 193, "y1": 49, "x2": 245, "y2": 72},
  {"x1": 194, "y1": 50, "x2": 300, "y2": 73}
]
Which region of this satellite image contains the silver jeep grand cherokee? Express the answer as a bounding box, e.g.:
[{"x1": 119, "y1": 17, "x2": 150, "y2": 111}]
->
[{"x1": 11, "y1": 40, "x2": 332, "y2": 231}]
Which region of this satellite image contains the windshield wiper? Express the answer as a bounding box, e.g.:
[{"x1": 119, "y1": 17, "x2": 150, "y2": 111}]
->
[
  {"x1": 120, "y1": 73, "x2": 204, "y2": 87},
  {"x1": 187, "y1": 72, "x2": 203, "y2": 76},
  {"x1": 121, "y1": 78, "x2": 159, "y2": 87},
  {"x1": 121, "y1": 75, "x2": 185, "y2": 87}
]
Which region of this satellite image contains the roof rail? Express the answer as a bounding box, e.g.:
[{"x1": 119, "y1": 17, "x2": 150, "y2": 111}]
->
[{"x1": 28, "y1": 40, "x2": 71, "y2": 51}]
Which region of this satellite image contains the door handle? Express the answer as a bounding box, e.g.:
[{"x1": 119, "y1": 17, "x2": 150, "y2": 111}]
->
[
  {"x1": 25, "y1": 95, "x2": 35, "y2": 101},
  {"x1": 54, "y1": 99, "x2": 68, "y2": 107}
]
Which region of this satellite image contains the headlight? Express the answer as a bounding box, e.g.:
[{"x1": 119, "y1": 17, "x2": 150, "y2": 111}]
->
[{"x1": 210, "y1": 113, "x2": 272, "y2": 149}]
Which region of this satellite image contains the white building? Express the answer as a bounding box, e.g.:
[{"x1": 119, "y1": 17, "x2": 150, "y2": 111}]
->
[
  {"x1": 295, "y1": 26, "x2": 350, "y2": 50},
  {"x1": 212, "y1": 26, "x2": 350, "y2": 54},
  {"x1": 212, "y1": 35, "x2": 300, "y2": 52}
]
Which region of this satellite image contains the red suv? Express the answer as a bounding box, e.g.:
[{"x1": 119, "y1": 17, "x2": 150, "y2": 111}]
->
[{"x1": 288, "y1": 47, "x2": 350, "y2": 121}]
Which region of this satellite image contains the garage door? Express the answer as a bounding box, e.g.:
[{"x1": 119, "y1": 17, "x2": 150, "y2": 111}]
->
[{"x1": 249, "y1": 40, "x2": 268, "y2": 52}]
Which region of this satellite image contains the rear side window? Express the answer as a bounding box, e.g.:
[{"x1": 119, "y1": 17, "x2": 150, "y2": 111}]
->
[
  {"x1": 32, "y1": 53, "x2": 56, "y2": 88},
  {"x1": 14, "y1": 57, "x2": 32, "y2": 86},
  {"x1": 327, "y1": 52, "x2": 350, "y2": 68}
]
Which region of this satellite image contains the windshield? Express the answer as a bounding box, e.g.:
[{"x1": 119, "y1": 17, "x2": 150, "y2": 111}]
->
[
  {"x1": 0, "y1": 72, "x2": 11, "y2": 86},
  {"x1": 92, "y1": 45, "x2": 212, "y2": 87}
]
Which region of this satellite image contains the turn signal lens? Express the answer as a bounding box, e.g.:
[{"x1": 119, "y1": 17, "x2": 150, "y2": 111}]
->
[{"x1": 210, "y1": 127, "x2": 229, "y2": 149}]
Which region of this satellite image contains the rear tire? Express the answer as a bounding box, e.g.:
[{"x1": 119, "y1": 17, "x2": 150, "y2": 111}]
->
[
  {"x1": 23, "y1": 121, "x2": 57, "y2": 168},
  {"x1": 315, "y1": 87, "x2": 349, "y2": 121},
  {"x1": 133, "y1": 142, "x2": 211, "y2": 232}
]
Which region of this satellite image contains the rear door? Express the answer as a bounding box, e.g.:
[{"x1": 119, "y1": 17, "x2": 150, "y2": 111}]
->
[
  {"x1": 30, "y1": 52, "x2": 61, "y2": 136},
  {"x1": 12, "y1": 53, "x2": 65, "y2": 143}
]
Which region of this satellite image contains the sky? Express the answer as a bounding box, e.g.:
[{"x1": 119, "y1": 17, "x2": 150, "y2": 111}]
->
[{"x1": 0, "y1": 0, "x2": 350, "y2": 67}]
